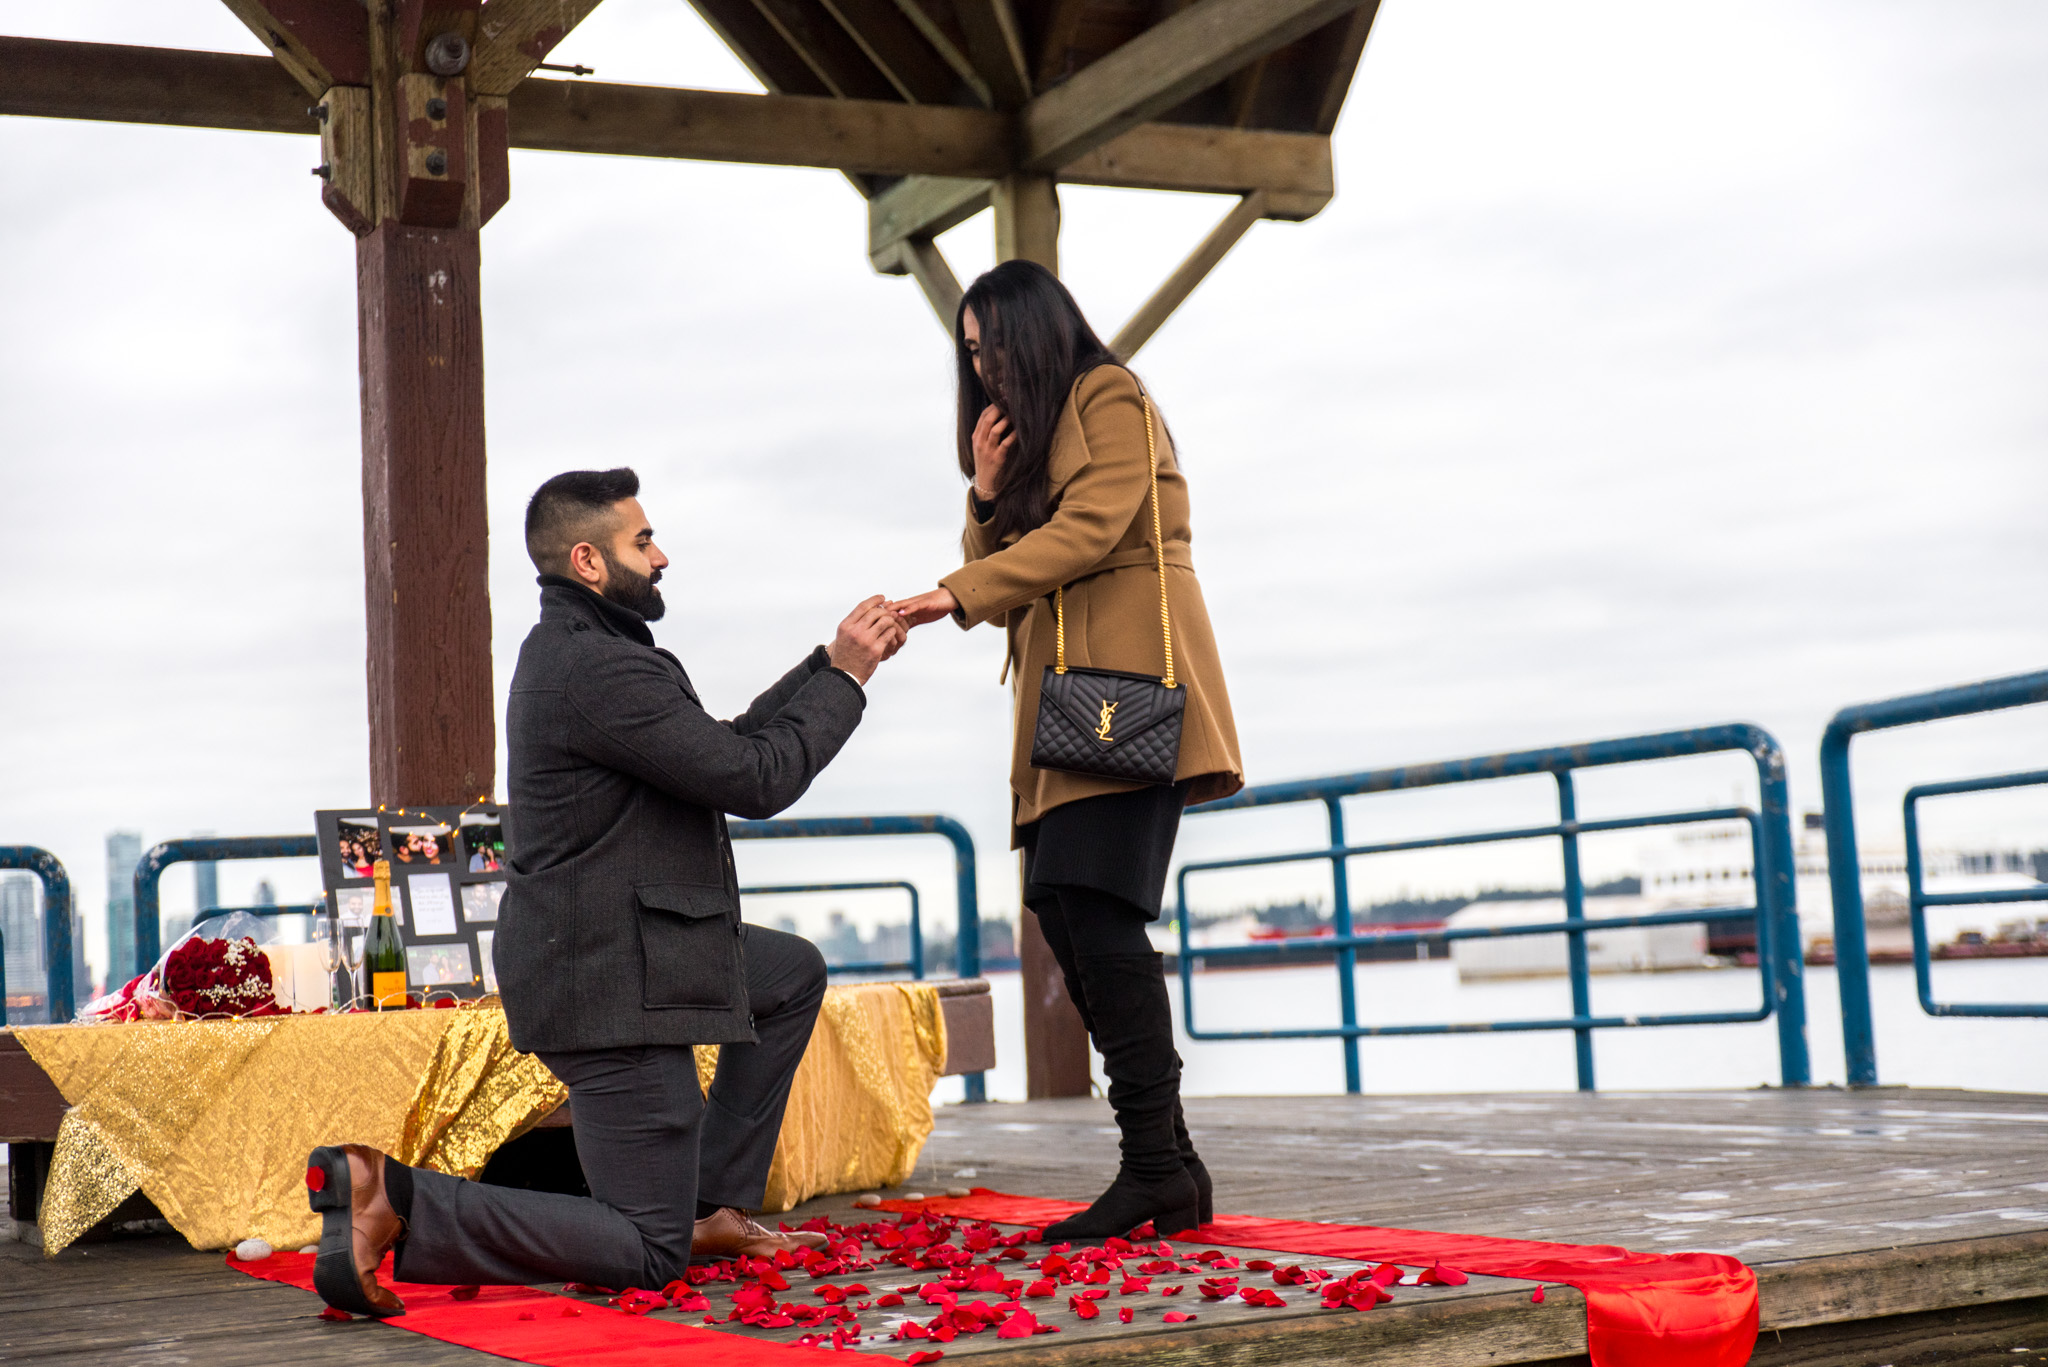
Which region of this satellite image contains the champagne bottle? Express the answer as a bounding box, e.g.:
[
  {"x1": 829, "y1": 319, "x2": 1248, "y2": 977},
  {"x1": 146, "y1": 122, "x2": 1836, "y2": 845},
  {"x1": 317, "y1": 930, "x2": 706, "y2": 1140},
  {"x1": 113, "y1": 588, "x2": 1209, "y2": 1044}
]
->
[{"x1": 366, "y1": 859, "x2": 409, "y2": 1010}]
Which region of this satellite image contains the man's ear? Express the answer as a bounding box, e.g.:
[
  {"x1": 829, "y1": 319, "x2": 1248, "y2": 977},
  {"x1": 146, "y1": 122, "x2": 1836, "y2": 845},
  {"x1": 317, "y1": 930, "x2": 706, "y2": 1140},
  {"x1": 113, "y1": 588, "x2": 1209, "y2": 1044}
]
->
[{"x1": 568, "y1": 541, "x2": 607, "y2": 588}]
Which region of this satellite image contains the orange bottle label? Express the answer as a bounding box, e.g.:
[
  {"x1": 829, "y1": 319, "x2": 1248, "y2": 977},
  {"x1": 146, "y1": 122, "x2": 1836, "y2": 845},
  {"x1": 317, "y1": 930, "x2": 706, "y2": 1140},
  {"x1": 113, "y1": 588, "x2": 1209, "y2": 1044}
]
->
[{"x1": 373, "y1": 971, "x2": 409, "y2": 1009}]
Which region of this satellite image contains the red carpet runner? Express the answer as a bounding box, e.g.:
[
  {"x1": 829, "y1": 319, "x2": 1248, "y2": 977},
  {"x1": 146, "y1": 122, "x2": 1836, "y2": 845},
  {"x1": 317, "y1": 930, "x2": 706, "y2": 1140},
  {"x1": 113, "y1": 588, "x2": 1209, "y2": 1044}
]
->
[
  {"x1": 231, "y1": 1193, "x2": 1757, "y2": 1367},
  {"x1": 232, "y1": 1251, "x2": 844, "y2": 1365},
  {"x1": 880, "y1": 1191, "x2": 1759, "y2": 1367}
]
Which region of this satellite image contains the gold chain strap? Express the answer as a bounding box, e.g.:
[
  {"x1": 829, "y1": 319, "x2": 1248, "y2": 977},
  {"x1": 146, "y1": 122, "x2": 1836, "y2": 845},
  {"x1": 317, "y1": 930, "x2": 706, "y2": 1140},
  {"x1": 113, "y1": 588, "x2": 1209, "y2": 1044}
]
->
[{"x1": 1053, "y1": 388, "x2": 1175, "y2": 688}]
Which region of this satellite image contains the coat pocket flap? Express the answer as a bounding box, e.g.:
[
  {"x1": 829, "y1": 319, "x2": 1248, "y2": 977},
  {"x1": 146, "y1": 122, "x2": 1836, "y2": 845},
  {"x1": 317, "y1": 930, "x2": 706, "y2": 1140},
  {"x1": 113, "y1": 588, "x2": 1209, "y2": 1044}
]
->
[{"x1": 636, "y1": 882, "x2": 730, "y2": 918}]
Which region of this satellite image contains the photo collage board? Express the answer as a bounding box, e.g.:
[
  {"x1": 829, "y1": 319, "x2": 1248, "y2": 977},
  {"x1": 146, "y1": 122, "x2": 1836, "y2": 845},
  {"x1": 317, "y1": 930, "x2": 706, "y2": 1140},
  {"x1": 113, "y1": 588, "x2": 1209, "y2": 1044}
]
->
[{"x1": 314, "y1": 805, "x2": 509, "y2": 1000}]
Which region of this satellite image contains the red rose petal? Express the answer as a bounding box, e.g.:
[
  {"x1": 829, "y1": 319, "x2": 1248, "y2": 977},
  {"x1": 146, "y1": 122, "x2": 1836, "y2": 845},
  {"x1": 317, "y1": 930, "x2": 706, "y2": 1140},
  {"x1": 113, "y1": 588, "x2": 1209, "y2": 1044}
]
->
[
  {"x1": 1117, "y1": 1306, "x2": 1134, "y2": 1324},
  {"x1": 906, "y1": 1353, "x2": 945, "y2": 1365},
  {"x1": 448, "y1": 1285, "x2": 480, "y2": 1300},
  {"x1": 1163, "y1": 1310, "x2": 1196, "y2": 1323},
  {"x1": 317, "y1": 1307, "x2": 351, "y2": 1322},
  {"x1": 1531, "y1": 1286, "x2": 1545, "y2": 1304},
  {"x1": 1416, "y1": 1263, "x2": 1469, "y2": 1287}
]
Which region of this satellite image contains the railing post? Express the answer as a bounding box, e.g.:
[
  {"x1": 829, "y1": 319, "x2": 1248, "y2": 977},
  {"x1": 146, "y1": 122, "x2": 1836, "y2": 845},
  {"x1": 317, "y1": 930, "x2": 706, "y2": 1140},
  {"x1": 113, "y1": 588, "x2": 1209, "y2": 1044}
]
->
[
  {"x1": 1555, "y1": 772, "x2": 1595, "y2": 1092},
  {"x1": 1752, "y1": 732, "x2": 1811, "y2": 1086},
  {"x1": 1324, "y1": 797, "x2": 1361, "y2": 1095},
  {"x1": 935, "y1": 816, "x2": 986, "y2": 1103},
  {"x1": 1819, "y1": 720, "x2": 1878, "y2": 1086}
]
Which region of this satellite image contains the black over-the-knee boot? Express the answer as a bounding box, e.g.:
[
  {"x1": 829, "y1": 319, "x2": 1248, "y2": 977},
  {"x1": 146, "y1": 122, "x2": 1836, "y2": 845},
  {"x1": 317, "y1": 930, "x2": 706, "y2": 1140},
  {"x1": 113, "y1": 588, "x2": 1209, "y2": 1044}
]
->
[
  {"x1": 1033, "y1": 898, "x2": 1213, "y2": 1227},
  {"x1": 1041, "y1": 952, "x2": 1201, "y2": 1243}
]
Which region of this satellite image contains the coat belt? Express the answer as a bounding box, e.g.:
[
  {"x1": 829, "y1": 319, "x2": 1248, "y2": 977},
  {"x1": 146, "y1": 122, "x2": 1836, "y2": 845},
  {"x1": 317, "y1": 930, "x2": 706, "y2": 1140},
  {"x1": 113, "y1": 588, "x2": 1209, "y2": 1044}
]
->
[{"x1": 999, "y1": 541, "x2": 1195, "y2": 684}]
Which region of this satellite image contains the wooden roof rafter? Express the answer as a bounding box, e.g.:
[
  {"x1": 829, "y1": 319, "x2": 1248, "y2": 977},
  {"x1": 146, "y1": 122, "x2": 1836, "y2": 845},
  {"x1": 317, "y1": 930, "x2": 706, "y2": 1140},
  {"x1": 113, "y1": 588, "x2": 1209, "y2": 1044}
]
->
[{"x1": 2, "y1": 0, "x2": 1380, "y2": 351}]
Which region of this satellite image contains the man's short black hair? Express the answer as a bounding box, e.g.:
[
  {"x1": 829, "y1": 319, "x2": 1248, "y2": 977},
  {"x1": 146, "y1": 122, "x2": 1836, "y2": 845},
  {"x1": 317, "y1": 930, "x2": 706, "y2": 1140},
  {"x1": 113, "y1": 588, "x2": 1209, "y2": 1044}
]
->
[{"x1": 525, "y1": 468, "x2": 640, "y2": 576}]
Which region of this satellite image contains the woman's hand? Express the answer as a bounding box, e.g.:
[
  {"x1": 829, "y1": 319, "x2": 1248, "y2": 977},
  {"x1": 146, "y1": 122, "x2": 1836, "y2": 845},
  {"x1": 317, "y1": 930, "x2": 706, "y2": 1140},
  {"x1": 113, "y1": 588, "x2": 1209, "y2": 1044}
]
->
[
  {"x1": 971, "y1": 405, "x2": 1015, "y2": 500},
  {"x1": 892, "y1": 587, "x2": 959, "y2": 628}
]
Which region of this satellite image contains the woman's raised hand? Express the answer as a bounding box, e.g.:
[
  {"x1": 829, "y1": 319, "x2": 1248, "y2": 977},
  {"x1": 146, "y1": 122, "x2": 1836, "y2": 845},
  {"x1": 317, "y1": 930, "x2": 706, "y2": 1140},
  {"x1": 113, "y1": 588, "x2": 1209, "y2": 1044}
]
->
[
  {"x1": 892, "y1": 587, "x2": 959, "y2": 629},
  {"x1": 971, "y1": 405, "x2": 1015, "y2": 499}
]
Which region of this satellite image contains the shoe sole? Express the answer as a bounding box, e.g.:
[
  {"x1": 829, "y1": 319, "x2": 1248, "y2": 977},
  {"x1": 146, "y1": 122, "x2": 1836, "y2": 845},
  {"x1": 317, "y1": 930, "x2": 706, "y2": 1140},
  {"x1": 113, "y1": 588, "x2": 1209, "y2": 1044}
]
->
[{"x1": 306, "y1": 1146, "x2": 403, "y2": 1319}]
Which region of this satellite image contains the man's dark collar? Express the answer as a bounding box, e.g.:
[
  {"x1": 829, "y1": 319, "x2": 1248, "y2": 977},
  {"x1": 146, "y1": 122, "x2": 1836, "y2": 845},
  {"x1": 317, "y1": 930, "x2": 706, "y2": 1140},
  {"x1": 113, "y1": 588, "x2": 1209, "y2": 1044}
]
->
[{"x1": 537, "y1": 574, "x2": 655, "y2": 647}]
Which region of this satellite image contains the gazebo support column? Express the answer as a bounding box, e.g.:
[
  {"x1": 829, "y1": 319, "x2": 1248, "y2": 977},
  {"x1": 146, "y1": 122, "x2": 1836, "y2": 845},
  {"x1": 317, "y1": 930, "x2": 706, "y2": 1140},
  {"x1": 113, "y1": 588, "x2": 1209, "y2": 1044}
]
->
[
  {"x1": 995, "y1": 172, "x2": 1094, "y2": 1100},
  {"x1": 358, "y1": 222, "x2": 495, "y2": 807}
]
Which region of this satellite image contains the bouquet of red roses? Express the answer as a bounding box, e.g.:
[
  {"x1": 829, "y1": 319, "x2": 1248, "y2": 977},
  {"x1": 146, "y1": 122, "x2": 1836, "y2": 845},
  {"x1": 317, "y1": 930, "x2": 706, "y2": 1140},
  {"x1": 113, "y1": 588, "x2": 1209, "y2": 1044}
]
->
[
  {"x1": 158, "y1": 935, "x2": 281, "y2": 1016},
  {"x1": 80, "y1": 915, "x2": 291, "y2": 1022}
]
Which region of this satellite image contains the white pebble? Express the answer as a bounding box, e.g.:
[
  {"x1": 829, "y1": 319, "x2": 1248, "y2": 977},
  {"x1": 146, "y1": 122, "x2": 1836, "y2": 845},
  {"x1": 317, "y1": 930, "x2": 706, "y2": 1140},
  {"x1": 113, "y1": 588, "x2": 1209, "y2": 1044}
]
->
[
  {"x1": 945, "y1": 1187, "x2": 971, "y2": 1198},
  {"x1": 852, "y1": 1193, "x2": 883, "y2": 1208},
  {"x1": 298, "y1": 1245, "x2": 318, "y2": 1255},
  {"x1": 901, "y1": 1192, "x2": 926, "y2": 1202},
  {"x1": 233, "y1": 1238, "x2": 274, "y2": 1261}
]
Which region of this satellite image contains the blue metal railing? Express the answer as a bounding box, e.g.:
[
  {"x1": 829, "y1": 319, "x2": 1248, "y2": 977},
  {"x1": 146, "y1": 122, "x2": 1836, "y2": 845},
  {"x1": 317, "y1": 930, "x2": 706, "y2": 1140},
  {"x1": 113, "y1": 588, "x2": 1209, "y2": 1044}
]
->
[
  {"x1": 1179, "y1": 724, "x2": 1811, "y2": 1093},
  {"x1": 1822, "y1": 669, "x2": 2048, "y2": 1082},
  {"x1": 2, "y1": 846, "x2": 73, "y2": 1025},
  {"x1": 740, "y1": 880, "x2": 924, "y2": 979},
  {"x1": 133, "y1": 836, "x2": 323, "y2": 975},
  {"x1": 729, "y1": 814, "x2": 983, "y2": 1101},
  {"x1": 1903, "y1": 770, "x2": 2048, "y2": 1019}
]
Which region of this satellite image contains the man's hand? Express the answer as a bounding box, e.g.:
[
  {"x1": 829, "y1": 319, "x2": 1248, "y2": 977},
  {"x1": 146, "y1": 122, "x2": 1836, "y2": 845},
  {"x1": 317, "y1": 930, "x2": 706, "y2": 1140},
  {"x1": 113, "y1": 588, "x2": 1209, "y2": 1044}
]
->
[
  {"x1": 828, "y1": 595, "x2": 908, "y2": 685},
  {"x1": 892, "y1": 587, "x2": 959, "y2": 629}
]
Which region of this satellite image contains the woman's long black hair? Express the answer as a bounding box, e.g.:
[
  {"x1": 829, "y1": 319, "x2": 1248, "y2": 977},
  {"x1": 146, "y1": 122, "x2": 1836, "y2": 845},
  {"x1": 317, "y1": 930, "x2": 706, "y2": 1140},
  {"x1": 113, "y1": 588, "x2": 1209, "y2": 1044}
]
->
[{"x1": 956, "y1": 260, "x2": 1120, "y2": 541}]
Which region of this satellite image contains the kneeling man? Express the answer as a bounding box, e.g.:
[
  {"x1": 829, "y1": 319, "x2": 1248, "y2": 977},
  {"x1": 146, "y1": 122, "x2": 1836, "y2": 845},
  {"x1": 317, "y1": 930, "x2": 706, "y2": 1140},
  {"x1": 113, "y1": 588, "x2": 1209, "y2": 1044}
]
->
[{"x1": 309, "y1": 468, "x2": 904, "y2": 1315}]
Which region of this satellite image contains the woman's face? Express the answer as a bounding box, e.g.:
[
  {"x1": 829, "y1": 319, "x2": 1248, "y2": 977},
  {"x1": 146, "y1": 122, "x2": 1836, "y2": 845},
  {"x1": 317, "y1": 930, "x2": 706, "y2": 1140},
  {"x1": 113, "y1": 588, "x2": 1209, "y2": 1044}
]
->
[{"x1": 963, "y1": 307, "x2": 990, "y2": 393}]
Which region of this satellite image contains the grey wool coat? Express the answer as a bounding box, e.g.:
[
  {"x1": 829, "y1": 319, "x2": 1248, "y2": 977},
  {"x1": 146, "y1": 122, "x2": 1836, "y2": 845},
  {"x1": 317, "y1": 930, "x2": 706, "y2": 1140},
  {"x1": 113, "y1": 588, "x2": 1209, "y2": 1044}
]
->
[{"x1": 495, "y1": 577, "x2": 866, "y2": 1053}]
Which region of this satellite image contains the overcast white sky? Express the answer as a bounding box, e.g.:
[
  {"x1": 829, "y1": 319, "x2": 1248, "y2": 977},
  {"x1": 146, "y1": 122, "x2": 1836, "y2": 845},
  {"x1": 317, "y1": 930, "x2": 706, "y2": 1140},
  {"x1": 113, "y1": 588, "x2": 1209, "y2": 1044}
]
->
[{"x1": 2, "y1": 0, "x2": 2044, "y2": 988}]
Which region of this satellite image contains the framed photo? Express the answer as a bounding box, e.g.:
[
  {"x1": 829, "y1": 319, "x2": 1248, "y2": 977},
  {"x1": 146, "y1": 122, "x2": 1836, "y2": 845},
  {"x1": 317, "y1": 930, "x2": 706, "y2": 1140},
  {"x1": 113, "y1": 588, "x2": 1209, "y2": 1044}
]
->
[{"x1": 315, "y1": 805, "x2": 510, "y2": 1000}]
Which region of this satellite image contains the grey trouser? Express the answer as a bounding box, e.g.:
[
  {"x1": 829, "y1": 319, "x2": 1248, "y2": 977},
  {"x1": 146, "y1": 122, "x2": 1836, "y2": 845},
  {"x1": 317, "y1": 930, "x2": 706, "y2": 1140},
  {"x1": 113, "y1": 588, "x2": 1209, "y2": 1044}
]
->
[{"x1": 393, "y1": 925, "x2": 827, "y2": 1291}]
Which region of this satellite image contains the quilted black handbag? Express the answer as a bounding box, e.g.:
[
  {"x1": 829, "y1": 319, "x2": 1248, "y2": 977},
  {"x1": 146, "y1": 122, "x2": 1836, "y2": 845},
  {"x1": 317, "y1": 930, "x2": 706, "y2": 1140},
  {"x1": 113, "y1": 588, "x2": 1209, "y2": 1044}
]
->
[{"x1": 1029, "y1": 387, "x2": 1185, "y2": 785}]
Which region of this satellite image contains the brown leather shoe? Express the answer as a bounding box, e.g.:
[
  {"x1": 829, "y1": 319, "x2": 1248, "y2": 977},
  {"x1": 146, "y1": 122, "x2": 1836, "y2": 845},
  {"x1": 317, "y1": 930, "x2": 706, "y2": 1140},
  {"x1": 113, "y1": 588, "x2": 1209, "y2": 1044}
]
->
[
  {"x1": 307, "y1": 1144, "x2": 407, "y2": 1317},
  {"x1": 691, "y1": 1206, "x2": 829, "y2": 1259}
]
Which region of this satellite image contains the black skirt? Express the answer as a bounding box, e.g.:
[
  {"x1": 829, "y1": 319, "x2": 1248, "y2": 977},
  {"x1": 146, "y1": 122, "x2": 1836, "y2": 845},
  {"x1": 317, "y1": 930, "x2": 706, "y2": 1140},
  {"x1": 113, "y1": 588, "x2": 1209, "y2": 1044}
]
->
[{"x1": 1019, "y1": 781, "x2": 1192, "y2": 920}]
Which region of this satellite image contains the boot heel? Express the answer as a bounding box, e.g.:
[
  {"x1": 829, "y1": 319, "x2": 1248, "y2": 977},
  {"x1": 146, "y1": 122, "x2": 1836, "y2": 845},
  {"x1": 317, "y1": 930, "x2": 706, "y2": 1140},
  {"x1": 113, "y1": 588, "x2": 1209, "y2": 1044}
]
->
[{"x1": 1152, "y1": 1198, "x2": 1203, "y2": 1241}]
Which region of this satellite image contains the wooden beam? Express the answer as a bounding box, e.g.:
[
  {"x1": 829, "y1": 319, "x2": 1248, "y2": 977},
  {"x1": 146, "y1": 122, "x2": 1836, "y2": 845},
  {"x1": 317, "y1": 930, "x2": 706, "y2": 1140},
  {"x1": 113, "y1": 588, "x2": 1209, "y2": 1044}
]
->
[
  {"x1": 953, "y1": 0, "x2": 1031, "y2": 109},
  {"x1": 818, "y1": 0, "x2": 963, "y2": 105},
  {"x1": 217, "y1": 0, "x2": 368, "y2": 96},
  {"x1": 992, "y1": 172, "x2": 1057, "y2": 270},
  {"x1": 873, "y1": 235, "x2": 963, "y2": 328},
  {"x1": 884, "y1": 0, "x2": 992, "y2": 108},
  {"x1": 746, "y1": 0, "x2": 900, "y2": 102},
  {"x1": 1313, "y1": 0, "x2": 1381, "y2": 134},
  {"x1": 0, "y1": 39, "x2": 1330, "y2": 209},
  {"x1": 1109, "y1": 190, "x2": 1264, "y2": 360},
  {"x1": 507, "y1": 79, "x2": 1009, "y2": 175},
  {"x1": 468, "y1": 0, "x2": 607, "y2": 96},
  {"x1": 1020, "y1": 0, "x2": 1364, "y2": 171},
  {"x1": 0, "y1": 38, "x2": 318, "y2": 133},
  {"x1": 869, "y1": 174, "x2": 991, "y2": 255},
  {"x1": 867, "y1": 119, "x2": 1330, "y2": 257}
]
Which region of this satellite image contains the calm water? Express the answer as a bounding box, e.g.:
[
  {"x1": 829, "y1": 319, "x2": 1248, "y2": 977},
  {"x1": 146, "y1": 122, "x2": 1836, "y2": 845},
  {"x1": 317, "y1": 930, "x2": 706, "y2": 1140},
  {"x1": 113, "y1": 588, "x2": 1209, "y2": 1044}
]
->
[{"x1": 932, "y1": 959, "x2": 2048, "y2": 1104}]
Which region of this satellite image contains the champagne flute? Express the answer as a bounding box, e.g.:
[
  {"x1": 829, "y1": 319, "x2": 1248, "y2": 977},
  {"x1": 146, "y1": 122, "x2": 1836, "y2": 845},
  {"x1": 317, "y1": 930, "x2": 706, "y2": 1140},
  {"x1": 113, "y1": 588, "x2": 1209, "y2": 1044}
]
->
[
  {"x1": 312, "y1": 908, "x2": 342, "y2": 1011},
  {"x1": 338, "y1": 892, "x2": 369, "y2": 1010}
]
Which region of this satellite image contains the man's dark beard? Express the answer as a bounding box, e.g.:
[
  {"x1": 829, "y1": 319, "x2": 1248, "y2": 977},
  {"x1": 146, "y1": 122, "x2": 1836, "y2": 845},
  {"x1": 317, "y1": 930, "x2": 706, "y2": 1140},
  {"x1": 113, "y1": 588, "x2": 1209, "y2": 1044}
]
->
[{"x1": 600, "y1": 553, "x2": 666, "y2": 621}]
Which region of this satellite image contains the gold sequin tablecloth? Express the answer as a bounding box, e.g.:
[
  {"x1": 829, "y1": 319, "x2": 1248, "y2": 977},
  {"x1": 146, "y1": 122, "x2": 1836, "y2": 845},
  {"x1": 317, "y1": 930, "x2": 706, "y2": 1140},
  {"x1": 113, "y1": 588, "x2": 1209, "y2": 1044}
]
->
[{"x1": 13, "y1": 982, "x2": 947, "y2": 1256}]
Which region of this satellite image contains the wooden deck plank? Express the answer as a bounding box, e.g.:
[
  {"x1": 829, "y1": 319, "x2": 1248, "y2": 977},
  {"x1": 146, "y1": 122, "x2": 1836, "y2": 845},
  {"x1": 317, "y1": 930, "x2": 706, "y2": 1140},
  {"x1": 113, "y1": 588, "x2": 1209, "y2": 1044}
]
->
[{"x1": 4, "y1": 1087, "x2": 2047, "y2": 1364}]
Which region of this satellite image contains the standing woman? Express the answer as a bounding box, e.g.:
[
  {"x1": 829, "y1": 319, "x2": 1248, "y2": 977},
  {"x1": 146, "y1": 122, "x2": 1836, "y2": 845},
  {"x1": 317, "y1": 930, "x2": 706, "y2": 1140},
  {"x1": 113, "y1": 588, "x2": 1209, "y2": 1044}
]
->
[{"x1": 894, "y1": 260, "x2": 1243, "y2": 1240}]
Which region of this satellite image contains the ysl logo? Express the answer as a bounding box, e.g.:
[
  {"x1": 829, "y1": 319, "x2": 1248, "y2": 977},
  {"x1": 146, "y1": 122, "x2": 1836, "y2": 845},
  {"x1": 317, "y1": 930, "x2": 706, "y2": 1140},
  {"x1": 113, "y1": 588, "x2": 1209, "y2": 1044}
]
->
[{"x1": 1095, "y1": 698, "x2": 1118, "y2": 742}]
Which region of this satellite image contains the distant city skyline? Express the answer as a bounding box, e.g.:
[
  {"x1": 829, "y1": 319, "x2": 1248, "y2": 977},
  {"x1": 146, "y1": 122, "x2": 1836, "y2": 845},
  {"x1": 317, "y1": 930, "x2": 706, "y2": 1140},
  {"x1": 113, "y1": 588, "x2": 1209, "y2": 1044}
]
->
[{"x1": 104, "y1": 829, "x2": 142, "y2": 994}]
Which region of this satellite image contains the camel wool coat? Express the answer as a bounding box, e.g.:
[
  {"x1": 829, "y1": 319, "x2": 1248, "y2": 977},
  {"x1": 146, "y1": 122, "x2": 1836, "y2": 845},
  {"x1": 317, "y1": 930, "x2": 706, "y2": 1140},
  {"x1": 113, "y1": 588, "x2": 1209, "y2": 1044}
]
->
[{"x1": 940, "y1": 364, "x2": 1243, "y2": 843}]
